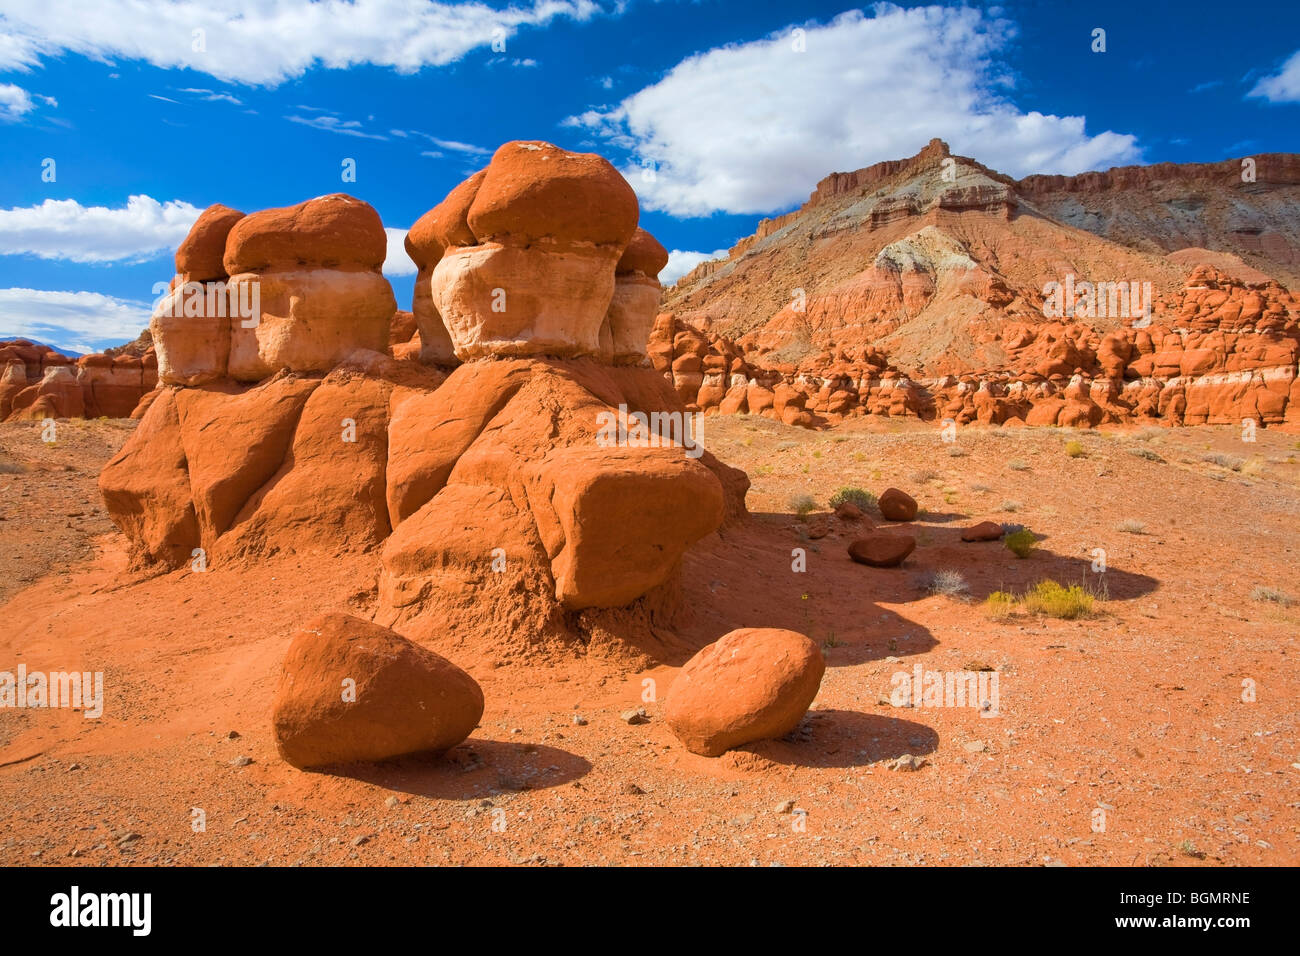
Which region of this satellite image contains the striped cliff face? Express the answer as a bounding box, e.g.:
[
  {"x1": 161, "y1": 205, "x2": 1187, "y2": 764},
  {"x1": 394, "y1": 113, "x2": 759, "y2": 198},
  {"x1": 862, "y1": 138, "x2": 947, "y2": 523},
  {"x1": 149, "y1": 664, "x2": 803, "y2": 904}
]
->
[{"x1": 653, "y1": 142, "x2": 1300, "y2": 431}]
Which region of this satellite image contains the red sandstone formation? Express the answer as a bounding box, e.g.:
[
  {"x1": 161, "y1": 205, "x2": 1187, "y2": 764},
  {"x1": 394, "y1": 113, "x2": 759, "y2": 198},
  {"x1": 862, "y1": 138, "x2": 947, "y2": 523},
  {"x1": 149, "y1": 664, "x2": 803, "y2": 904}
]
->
[
  {"x1": 656, "y1": 140, "x2": 1300, "y2": 430},
  {"x1": 0, "y1": 338, "x2": 157, "y2": 421},
  {"x1": 100, "y1": 148, "x2": 747, "y2": 665},
  {"x1": 429, "y1": 141, "x2": 641, "y2": 361}
]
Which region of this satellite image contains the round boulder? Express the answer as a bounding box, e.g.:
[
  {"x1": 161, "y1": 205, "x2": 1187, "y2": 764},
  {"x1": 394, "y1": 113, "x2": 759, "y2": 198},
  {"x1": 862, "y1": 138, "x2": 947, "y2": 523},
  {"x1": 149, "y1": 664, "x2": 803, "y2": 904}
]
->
[
  {"x1": 467, "y1": 141, "x2": 638, "y2": 250},
  {"x1": 878, "y1": 487, "x2": 918, "y2": 521},
  {"x1": 663, "y1": 627, "x2": 824, "y2": 757},
  {"x1": 272, "y1": 612, "x2": 483, "y2": 769},
  {"x1": 834, "y1": 502, "x2": 866, "y2": 522},
  {"x1": 848, "y1": 533, "x2": 916, "y2": 567},
  {"x1": 224, "y1": 193, "x2": 387, "y2": 274}
]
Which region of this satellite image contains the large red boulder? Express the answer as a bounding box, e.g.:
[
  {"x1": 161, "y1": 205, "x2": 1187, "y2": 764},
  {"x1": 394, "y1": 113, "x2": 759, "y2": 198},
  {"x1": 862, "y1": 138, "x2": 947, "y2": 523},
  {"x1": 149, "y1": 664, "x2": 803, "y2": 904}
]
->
[
  {"x1": 878, "y1": 487, "x2": 918, "y2": 521},
  {"x1": 272, "y1": 612, "x2": 483, "y2": 769},
  {"x1": 223, "y1": 194, "x2": 387, "y2": 274},
  {"x1": 848, "y1": 533, "x2": 916, "y2": 567},
  {"x1": 663, "y1": 628, "x2": 825, "y2": 757}
]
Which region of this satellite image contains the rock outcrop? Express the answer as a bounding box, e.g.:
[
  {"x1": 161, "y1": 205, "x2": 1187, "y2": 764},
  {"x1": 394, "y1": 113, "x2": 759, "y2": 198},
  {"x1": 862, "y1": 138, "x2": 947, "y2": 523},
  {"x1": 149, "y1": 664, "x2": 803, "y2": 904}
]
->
[
  {"x1": 0, "y1": 338, "x2": 157, "y2": 421},
  {"x1": 99, "y1": 144, "x2": 749, "y2": 661},
  {"x1": 428, "y1": 142, "x2": 640, "y2": 361},
  {"x1": 656, "y1": 140, "x2": 1300, "y2": 430}
]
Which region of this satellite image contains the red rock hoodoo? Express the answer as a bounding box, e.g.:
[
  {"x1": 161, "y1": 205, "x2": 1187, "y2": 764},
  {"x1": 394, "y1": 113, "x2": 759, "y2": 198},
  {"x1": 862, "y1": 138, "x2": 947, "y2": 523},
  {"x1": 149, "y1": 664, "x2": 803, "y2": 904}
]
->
[{"x1": 99, "y1": 149, "x2": 748, "y2": 662}]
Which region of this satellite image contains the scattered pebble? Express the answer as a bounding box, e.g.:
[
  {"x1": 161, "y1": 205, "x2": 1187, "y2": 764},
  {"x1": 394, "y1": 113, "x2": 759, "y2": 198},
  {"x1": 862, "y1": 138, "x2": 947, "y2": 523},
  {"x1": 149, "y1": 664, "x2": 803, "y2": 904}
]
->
[{"x1": 887, "y1": 754, "x2": 926, "y2": 772}]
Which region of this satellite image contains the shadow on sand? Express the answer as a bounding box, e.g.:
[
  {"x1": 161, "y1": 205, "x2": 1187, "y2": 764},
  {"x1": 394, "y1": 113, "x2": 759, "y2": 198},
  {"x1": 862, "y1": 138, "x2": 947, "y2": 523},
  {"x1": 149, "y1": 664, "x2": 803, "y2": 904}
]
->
[{"x1": 316, "y1": 740, "x2": 591, "y2": 797}]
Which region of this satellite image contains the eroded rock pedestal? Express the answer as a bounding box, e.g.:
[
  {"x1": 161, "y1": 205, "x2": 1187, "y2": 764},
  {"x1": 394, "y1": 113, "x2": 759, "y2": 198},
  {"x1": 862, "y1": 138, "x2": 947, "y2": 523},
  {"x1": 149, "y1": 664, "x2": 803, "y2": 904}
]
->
[{"x1": 100, "y1": 143, "x2": 748, "y2": 660}]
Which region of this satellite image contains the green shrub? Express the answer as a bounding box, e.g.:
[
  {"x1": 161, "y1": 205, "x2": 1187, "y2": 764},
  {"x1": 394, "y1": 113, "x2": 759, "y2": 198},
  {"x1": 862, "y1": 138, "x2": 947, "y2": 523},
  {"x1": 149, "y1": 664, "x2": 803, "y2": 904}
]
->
[
  {"x1": 1023, "y1": 580, "x2": 1095, "y2": 619},
  {"x1": 983, "y1": 591, "x2": 1018, "y2": 620},
  {"x1": 1004, "y1": 528, "x2": 1036, "y2": 558},
  {"x1": 1064, "y1": 440, "x2": 1085, "y2": 458},
  {"x1": 829, "y1": 487, "x2": 876, "y2": 511},
  {"x1": 789, "y1": 494, "x2": 818, "y2": 518}
]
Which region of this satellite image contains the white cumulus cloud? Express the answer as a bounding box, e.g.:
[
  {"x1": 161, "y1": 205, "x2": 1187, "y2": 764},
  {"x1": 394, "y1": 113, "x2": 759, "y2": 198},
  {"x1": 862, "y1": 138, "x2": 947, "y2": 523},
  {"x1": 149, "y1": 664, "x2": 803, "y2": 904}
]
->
[
  {"x1": 384, "y1": 227, "x2": 417, "y2": 277},
  {"x1": 661, "y1": 248, "x2": 728, "y2": 286},
  {"x1": 0, "y1": 288, "x2": 152, "y2": 354},
  {"x1": 0, "y1": 0, "x2": 602, "y2": 86},
  {"x1": 0, "y1": 82, "x2": 34, "y2": 119},
  {"x1": 1249, "y1": 49, "x2": 1300, "y2": 103},
  {"x1": 568, "y1": 4, "x2": 1142, "y2": 217},
  {"x1": 0, "y1": 195, "x2": 201, "y2": 263},
  {"x1": 0, "y1": 81, "x2": 54, "y2": 120}
]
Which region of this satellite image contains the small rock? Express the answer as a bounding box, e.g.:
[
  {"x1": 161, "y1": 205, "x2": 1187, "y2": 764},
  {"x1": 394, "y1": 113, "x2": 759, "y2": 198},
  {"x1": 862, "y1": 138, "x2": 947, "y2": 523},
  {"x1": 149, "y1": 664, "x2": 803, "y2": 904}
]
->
[
  {"x1": 226, "y1": 730, "x2": 241, "y2": 740},
  {"x1": 834, "y1": 502, "x2": 864, "y2": 521},
  {"x1": 572, "y1": 714, "x2": 588, "y2": 726},
  {"x1": 961, "y1": 520, "x2": 1003, "y2": 542},
  {"x1": 963, "y1": 740, "x2": 987, "y2": 753},
  {"x1": 848, "y1": 534, "x2": 916, "y2": 568},
  {"x1": 231, "y1": 755, "x2": 253, "y2": 767},
  {"x1": 621, "y1": 781, "x2": 645, "y2": 795},
  {"x1": 384, "y1": 796, "x2": 399, "y2": 809},
  {"x1": 621, "y1": 708, "x2": 649, "y2": 725},
  {"x1": 886, "y1": 754, "x2": 926, "y2": 772},
  {"x1": 774, "y1": 800, "x2": 796, "y2": 814},
  {"x1": 351, "y1": 834, "x2": 370, "y2": 847}
]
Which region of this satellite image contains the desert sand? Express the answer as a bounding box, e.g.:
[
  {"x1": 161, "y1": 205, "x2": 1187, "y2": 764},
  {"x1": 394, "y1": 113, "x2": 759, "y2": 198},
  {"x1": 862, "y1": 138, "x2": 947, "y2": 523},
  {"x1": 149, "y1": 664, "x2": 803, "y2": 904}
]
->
[{"x1": 2, "y1": 413, "x2": 1296, "y2": 866}]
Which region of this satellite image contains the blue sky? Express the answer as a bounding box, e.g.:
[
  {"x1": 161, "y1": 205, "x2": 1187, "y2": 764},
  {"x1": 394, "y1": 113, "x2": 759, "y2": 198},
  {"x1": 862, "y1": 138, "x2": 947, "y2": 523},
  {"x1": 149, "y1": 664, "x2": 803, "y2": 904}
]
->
[{"x1": 1, "y1": 0, "x2": 1298, "y2": 352}]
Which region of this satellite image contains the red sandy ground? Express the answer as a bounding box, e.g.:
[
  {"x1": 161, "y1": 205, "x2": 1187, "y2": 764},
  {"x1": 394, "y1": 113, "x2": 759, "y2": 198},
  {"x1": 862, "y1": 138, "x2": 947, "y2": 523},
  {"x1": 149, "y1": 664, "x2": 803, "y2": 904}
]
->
[{"x1": 1, "y1": 414, "x2": 1297, "y2": 866}]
